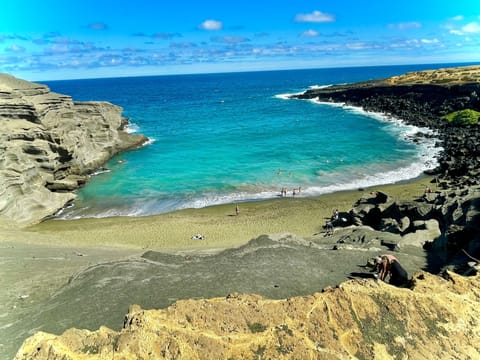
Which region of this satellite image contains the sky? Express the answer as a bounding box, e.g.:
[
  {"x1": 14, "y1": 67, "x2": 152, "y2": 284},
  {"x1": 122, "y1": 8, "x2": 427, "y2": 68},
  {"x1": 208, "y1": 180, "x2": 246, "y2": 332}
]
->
[{"x1": 1, "y1": 0, "x2": 479, "y2": 81}]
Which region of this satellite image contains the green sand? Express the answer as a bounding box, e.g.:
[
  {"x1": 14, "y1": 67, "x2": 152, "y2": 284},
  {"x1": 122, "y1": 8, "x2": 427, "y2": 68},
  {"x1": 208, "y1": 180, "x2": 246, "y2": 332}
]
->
[{"x1": 0, "y1": 176, "x2": 434, "y2": 359}]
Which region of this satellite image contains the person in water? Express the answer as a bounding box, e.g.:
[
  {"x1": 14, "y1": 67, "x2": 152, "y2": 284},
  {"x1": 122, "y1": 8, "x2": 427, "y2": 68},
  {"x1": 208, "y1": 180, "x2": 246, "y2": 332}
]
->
[{"x1": 378, "y1": 255, "x2": 409, "y2": 287}]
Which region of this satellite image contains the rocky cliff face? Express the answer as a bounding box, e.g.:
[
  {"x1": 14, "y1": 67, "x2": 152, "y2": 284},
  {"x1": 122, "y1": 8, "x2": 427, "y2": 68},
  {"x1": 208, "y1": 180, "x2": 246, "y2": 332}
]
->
[
  {"x1": 14, "y1": 271, "x2": 480, "y2": 359},
  {"x1": 0, "y1": 74, "x2": 147, "y2": 225}
]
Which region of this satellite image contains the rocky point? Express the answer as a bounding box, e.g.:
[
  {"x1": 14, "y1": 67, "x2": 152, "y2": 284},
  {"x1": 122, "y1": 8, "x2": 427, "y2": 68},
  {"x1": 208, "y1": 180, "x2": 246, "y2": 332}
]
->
[{"x1": 0, "y1": 73, "x2": 147, "y2": 226}]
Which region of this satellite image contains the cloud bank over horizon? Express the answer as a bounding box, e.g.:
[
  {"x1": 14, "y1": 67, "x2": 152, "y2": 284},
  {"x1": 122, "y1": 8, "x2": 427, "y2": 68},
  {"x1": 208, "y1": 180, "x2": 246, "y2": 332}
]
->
[{"x1": 0, "y1": 1, "x2": 479, "y2": 80}]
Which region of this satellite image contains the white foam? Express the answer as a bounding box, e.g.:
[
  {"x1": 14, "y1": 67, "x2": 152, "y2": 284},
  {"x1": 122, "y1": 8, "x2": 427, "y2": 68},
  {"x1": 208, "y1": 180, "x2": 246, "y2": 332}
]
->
[
  {"x1": 124, "y1": 122, "x2": 140, "y2": 133},
  {"x1": 142, "y1": 137, "x2": 156, "y2": 146},
  {"x1": 282, "y1": 88, "x2": 443, "y2": 192},
  {"x1": 308, "y1": 84, "x2": 332, "y2": 90},
  {"x1": 274, "y1": 93, "x2": 298, "y2": 100},
  {"x1": 275, "y1": 84, "x2": 332, "y2": 100},
  {"x1": 90, "y1": 168, "x2": 111, "y2": 176}
]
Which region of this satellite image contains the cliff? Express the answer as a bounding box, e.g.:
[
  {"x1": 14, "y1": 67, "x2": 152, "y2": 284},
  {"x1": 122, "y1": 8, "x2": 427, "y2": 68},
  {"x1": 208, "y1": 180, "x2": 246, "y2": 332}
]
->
[
  {"x1": 0, "y1": 74, "x2": 147, "y2": 226},
  {"x1": 14, "y1": 271, "x2": 480, "y2": 359}
]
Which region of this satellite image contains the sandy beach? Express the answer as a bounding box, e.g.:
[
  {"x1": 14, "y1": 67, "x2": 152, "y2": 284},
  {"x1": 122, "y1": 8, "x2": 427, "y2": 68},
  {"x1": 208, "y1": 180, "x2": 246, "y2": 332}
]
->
[
  {"x1": 0, "y1": 176, "x2": 437, "y2": 358},
  {"x1": 1, "y1": 175, "x2": 435, "y2": 305},
  {"x1": 1, "y1": 176, "x2": 435, "y2": 303},
  {"x1": 4, "y1": 176, "x2": 434, "y2": 251}
]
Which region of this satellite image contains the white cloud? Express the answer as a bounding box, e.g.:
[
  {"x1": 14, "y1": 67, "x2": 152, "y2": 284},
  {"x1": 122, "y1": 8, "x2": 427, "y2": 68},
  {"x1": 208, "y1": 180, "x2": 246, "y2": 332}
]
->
[
  {"x1": 346, "y1": 42, "x2": 370, "y2": 50},
  {"x1": 295, "y1": 10, "x2": 334, "y2": 23},
  {"x1": 199, "y1": 19, "x2": 223, "y2": 31},
  {"x1": 450, "y1": 22, "x2": 480, "y2": 36},
  {"x1": 210, "y1": 36, "x2": 250, "y2": 44},
  {"x1": 301, "y1": 29, "x2": 319, "y2": 37},
  {"x1": 421, "y1": 38, "x2": 439, "y2": 44},
  {"x1": 462, "y1": 22, "x2": 480, "y2": 33},
  {"x1": 389, "y1": 22, "x2": 421, "y2": 30},
  {"x1": 5, "y1": 44, "x2": 25, "y2": 52},
  {"x1": 450, "y1": 15, "x2": 464, "y2": 22}
]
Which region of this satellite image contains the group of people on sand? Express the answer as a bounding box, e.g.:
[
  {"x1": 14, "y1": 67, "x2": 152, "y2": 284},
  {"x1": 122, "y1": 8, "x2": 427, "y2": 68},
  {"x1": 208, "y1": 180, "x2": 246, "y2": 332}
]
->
[{"x1": 280, "y1": 187, "x2": 301, "y2": 197}]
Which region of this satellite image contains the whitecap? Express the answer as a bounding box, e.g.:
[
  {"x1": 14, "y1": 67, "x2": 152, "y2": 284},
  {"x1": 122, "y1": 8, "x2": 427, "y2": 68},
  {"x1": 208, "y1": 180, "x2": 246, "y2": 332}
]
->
[
  {"x1": 308, "y1": 84, "x2": 332, "y2": 90},
  {"x1": 142, "y1": 137, "x2": 156, "y2": 146},
  {"x1": 90, "y1": 168, "x2": 111, "y2": 176}
]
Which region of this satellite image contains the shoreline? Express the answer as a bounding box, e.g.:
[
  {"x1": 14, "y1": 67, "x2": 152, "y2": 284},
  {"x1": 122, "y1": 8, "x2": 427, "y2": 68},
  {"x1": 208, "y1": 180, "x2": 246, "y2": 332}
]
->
[
  {"x1": 57, "y1": 94, "x2": 440, "y2": 221},
  {"x1": 4, "y1": 174, "x2": 434, "y2": 252}
]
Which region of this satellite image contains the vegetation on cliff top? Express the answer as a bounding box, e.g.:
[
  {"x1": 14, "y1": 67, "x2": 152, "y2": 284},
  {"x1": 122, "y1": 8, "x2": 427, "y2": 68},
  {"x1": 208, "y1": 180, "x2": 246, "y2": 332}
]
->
[{"x1": 443, "y1": 109, "x2": 480, "y2": 126}]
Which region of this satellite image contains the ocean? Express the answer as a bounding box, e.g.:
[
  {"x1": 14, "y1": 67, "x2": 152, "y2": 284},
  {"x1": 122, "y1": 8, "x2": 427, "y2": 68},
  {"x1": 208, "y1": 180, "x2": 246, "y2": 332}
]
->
[{"x1": 43, "y1": 64, "x2": 456, "y2": 219}]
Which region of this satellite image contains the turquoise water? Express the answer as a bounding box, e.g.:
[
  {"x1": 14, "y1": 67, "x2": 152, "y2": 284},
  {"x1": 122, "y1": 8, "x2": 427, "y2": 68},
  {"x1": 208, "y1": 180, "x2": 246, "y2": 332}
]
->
[{"x1": 44, "y1": 64, "x2": 448, "y2": 218}]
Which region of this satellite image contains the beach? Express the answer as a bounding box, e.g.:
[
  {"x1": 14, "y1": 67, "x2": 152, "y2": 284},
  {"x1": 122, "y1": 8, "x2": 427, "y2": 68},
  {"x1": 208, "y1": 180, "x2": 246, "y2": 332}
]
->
[
  {"x1": 1, "y1": 175, "x2": 434, "y2": 305},
  {"x1": 3, "y1": 176, "x2": 434, "y2": 251},
  {"x1": 1, "y1": 175, "x2": 427, "y2": 340},
  {"x1": 1, "y1": 175, "x2": 438, "y2": 358}
]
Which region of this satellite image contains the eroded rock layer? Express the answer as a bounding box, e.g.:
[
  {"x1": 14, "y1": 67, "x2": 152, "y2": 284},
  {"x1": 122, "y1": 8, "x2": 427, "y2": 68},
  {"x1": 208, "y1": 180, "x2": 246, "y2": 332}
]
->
[
  {"x1": 0, "y1": 73, "x2": 147, "y2": 225},
  {"x1": 14, "y1": 271, "x2": 480, "y2": 360}
]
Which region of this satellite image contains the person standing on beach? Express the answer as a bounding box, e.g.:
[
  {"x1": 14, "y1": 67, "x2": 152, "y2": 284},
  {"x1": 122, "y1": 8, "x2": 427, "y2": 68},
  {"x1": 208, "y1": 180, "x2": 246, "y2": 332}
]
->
[{"x1": 235, "y1": 205, "x2": 240, "y2": 216}]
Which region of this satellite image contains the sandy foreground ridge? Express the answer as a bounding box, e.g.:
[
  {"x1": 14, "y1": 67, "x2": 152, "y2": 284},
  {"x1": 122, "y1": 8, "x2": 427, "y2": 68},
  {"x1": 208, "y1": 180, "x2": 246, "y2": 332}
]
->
[{"x1": 1, "y1": 66, "x2": 480, "y2": 359}]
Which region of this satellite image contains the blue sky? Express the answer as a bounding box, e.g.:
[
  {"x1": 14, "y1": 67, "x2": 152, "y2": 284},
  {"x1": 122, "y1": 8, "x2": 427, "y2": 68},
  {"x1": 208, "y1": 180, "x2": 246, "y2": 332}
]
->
[{"x1": 1, "y1": 0, "x2": 479, "y2": 80}]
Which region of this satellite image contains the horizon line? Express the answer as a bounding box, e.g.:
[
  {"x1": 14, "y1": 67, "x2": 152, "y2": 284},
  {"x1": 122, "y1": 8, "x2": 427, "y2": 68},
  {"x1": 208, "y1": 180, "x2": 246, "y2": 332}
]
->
[{"x1": 30, "y1": 60, "x2": 480, "y2": 83}]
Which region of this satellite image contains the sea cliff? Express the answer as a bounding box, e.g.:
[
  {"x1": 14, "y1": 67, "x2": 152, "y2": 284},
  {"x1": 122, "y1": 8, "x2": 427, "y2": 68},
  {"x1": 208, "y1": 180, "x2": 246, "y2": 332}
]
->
[
  {"x1": 291, "y1": 65, "x2": 480, "y2": 266},
  {"x1": 0, "y1": 74, "x2": 147, "y2": 226}
]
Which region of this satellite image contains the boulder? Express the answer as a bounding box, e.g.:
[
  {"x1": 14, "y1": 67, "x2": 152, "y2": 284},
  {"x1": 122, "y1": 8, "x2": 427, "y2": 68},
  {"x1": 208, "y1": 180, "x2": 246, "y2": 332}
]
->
[{"x1": 398, "y1": 219, "x2": 441, "y2": 248}]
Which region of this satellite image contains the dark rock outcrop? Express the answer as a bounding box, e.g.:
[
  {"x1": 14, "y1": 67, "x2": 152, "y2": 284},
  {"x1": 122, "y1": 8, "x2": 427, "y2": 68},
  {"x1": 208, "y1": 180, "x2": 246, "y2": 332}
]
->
[
  {"x1": 292, "y1": 66, "x2": 480, "y2": 269},
  {"x1": 346, "y1": 186, "x2": 480, "y2": 266},
  {"x1": 0, "y1": 73, "x2": 148, "y2": 225}
]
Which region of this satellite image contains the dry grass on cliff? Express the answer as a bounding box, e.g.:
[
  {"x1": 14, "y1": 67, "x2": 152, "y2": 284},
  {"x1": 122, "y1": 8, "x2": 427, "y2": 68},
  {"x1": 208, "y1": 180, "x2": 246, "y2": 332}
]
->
[
  {"x1": 384, "y1": 65, "x2": 480, "y2": 85},
  {"x1": 14, "y1": 271, "x2": 480, "y2": 360}
]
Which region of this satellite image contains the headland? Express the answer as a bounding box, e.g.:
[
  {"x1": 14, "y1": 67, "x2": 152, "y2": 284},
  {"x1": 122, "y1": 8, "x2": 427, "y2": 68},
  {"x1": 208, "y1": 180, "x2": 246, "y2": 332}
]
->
[{"x1": 0, "y1": 73, "x2": 147, "y2": 227}]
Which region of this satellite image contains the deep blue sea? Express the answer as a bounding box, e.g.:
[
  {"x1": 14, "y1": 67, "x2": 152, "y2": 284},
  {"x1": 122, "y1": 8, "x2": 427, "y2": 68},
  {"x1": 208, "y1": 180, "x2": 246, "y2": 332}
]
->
[{"x1": 44, "y1": 63, "x2": 462, "y2": 219}]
